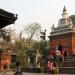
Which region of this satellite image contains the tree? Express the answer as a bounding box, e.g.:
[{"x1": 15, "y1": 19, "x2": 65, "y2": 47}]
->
[
  {"x1": 0, "y1": 28, "x2": 12, "y2": 50},
  {"x1": 15, "y1": 22, "x2": 41, "y2": 66},
  {"x1": 32, "y1": 40, "x2": 40, "y2": 50},
  {"x1": 32, "y1": 40, "x2": 50, "y2": 56},
  {"x1": 15, "y1": 31, "x2": 34, "y2": 67},
  {"x1": 0, "y1": 29, "x2": 11, "y2": 41},
  {"x1": 24, "y1": 22, "x2": 41, "y2": 48},
  {"x1": 15, "y1": 36, "x2": 27, "y2": 67},
  {"x1": 39, "y1": 40, "x2": 50, "y2": 57}
]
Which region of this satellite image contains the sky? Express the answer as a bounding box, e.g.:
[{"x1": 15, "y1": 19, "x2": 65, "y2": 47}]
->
[{"x1": 0, "y1": 0, "x2": 75, "y2": 38}]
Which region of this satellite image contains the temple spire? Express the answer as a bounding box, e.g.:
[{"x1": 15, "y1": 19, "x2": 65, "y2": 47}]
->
[
  {"x1": 62, "y1": 6, "x2": 68, "y2": 18},
  {"x1": 63, "y1": 6, "x2": 67, "y2": 12}
]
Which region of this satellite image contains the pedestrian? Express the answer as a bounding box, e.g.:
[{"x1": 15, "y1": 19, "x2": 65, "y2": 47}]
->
[
  {"x1": 53, "y1": 62, "x2": 59, "y2": 74},
  {"x1": 55, "y1": 49, "x2": 61, "y2": 65},
  {"x1": 51, "y1": 50, "x2": 56, "y2": 61},
  {"x1": 64, "y1": 50, "x2": 68, "y2": 57},
  {"x1": 51, "y1": 49, "x2": 56, "y2": 57},
  {"x1": 2, "y1": 63, "x2": 8, "y2": 75},
  {"x1": 47, "y1": 54, "x2": 54, "y2": 61},
  {"x1": 13, "y1": 61, "x2": 23, "y2": 75},
  {"x1": 47, "y1": 60, "x2": 53, "y2": 74}
]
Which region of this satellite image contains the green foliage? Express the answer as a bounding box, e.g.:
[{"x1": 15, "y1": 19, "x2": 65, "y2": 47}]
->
[
  {"x1": 15, "y1": 36, "x2": 35, "y2": 67},
  {"x1": 32, "y1": 41, "x2": 40, "y2": 49},
  {"x1": 15, "y1": 22, "x2": 42, "y2": 57},
  {"x1": 32, "y1": 40, "x2": 50, "y2": 57},
  {"x1": 15, "y1": 22, "x2": 50, "y2": 66},
  {"x1": 39, "y1": 41, "x2": 50, "y2": 56}
]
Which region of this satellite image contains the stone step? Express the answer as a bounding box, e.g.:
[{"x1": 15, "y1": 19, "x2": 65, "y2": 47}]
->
[
  {"x1": 63, "y1": 61, "x2": 75, "y2": 67},
  {"x1": 64, "y1": 56, "x2": 75, "y2": 61},
  {"x1": 59, "y1": 67, "x2": 75, "y2": 74}
]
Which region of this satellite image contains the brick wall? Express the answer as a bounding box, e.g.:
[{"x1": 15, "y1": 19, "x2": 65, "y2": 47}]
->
[{"x1": 49, "y1": 33, "x2": 72, "y2": 55}]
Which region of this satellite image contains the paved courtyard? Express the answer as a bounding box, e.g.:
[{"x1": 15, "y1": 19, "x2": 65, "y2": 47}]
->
[{"x1": 0, "y1": 72, "x2": 73, "y2": 75}]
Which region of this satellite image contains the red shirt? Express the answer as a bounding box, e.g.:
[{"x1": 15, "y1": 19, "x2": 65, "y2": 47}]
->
[
  {"x1": 51, "y1": 50, "x2": 56, "y2": 57},
  {"x1": 61, "y1": 50, "x2": 64, "y2": 56}
]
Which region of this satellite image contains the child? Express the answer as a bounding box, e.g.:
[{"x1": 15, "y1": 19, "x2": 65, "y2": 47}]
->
[
  {"x1": 53, "y1": 62, "x2": 59, "y2": 74},
  {"x1": 48, "y1": 60, "x2": 53, "y2": 74}
]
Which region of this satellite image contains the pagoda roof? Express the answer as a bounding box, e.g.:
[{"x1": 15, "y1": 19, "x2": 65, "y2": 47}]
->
[{"x1": 0, "y1": 9, "x2": 17, "y2": 29}]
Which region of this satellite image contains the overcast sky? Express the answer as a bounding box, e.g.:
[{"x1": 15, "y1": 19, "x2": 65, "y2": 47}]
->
[{"x1": 0, "y1": 0, "x2": 75, "y2": 37}]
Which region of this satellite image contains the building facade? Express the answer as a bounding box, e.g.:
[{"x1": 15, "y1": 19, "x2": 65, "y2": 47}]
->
[{"x1": 49, "y1": 6, "x2": 75, "y2": 55}]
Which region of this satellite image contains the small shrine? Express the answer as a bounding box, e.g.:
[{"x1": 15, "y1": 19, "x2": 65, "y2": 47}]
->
[
  {"x1": 26, "y1": 49, "x2": 41, "y2": 68},
  {"x1": 0, "y1": 8, "x2": 17, "y2": 71}
]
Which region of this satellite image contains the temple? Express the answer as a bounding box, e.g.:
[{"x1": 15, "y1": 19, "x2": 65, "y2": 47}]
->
[
  {"x1": 49, "y1": 6, "x2": 75, "y2": 55},
  {"x1": 0, "y1": 8, "x2": 17, "y2": 71},
  {"x1": 0, "y1": 9, "x2": 17, "y2": 28}
]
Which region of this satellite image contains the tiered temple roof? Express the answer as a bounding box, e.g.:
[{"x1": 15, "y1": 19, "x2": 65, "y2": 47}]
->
[
  {"x1": 0, "y1": 9, "x2": 17, "y2": 28},
  {"x1": 50, "y1": 6, "x2": 74, "y2": 36}
]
